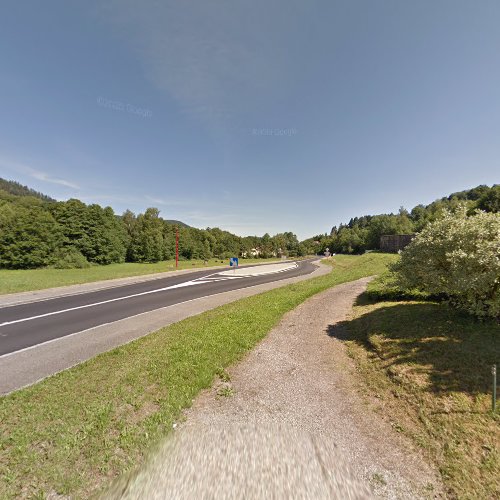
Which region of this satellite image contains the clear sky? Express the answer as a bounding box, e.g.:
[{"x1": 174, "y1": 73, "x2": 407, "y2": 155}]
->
[{"x1": 1, "y1": 1, "x2": 499, "y2": 239}]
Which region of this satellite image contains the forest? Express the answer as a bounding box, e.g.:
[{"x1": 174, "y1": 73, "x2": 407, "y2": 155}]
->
[
  {"x1": 0, "y1": 178, "x2": 498, "y2": 269},
  {"x1": 306, "y1": 184, "x2": 500, "y2": 255},
  {"x1": 0, "y1": 178, "x2": 305, "y2": 269}
]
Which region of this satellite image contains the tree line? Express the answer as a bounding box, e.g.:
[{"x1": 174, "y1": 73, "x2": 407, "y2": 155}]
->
[
  {"x1": 0, "y1": 179, "x2": 306, "y2": 269},
  {"x1": 1, "y1": 178, "x2": 498, "y2": 269},
  {"x1": 305, "y1": 184, "x2": 500, "y2": 255}
]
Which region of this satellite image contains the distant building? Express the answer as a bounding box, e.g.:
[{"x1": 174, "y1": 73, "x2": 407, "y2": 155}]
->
[
  {"x1": 242, "y1": 248, "x2": 261, "y2": 258},
  {"x1": 380, "y1": 234, "x2": 415, "y2": 253}
]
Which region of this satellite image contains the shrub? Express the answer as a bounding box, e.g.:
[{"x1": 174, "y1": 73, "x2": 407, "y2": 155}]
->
[
  {"x1": 52, "y1": 247, "x2": 91, "y2": 269},
  {"x1": 392, "y1": 207, "x2": 500, "y2": 319}
]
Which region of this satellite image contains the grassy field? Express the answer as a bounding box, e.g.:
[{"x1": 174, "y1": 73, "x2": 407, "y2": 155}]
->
[
  {"x1": 342, "y1": 273, "x2": 500, "y2": 499},
  {"x1": 0, "y1": 253, "x2": 395, "y2": 499},
  {"x1": 0, "y1": 258, "x2": 281, "y2": 295}
]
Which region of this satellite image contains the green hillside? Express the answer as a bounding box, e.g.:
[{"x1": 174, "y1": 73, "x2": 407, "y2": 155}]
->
[{"x1": 0, "y1": 178, "x2": 56, "y2": 202}]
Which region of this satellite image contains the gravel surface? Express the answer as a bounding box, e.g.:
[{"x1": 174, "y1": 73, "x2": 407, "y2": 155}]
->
[{"x1": 104, "y1": 277, "x2": 442, "y2": 499}]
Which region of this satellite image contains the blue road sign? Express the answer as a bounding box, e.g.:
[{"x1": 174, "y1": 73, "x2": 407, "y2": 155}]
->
[{"x1": 229, "y1": 257, "x2": 239, "y2": 267}]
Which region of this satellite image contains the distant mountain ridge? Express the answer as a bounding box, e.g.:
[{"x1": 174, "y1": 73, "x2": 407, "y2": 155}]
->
[
  {"x1": 436, "y1": 184, "x2": 496, "y2": 203},
  {"x1": 165, "y1": 220, "x2": 190, "y2": 228},
  {"x1": 0, "y1": 178, "x2": 192, "y2": 227},
  {"x1": 0, "y1": 178, "x2": 56, "y2": 202}
]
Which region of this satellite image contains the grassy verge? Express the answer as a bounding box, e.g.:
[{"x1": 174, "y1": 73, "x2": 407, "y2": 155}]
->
[
  {"x1": 0, "y1": 257, "x2": 281, "y2": 295},
  {"x1": 342, "y1": 273, "x2": 500, "y2": 499},
  {"x1": 0, "y1": 253, "x2": 395, "y2": 499}
]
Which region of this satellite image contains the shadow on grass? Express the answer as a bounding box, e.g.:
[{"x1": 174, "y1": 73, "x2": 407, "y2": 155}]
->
[
  {"x1": 354, "y1": 290, "x2": 446, "y2": 307},
  {"x1": 327, "y1": 298, "x2": 500, "y2": 397}
]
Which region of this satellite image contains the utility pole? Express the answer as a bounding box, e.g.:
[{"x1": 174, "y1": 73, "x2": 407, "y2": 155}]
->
[{"x1": 175, "y1": 227, "x2": 179, "y2": 269}]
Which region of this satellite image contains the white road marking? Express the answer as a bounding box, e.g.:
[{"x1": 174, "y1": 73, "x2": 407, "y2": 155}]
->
[
  {"x1": 0, "y1": 263, "x2": 301, "y2": 327},
  {"x1": 219, "y1": 262, "x2": 297, "y2": 277},
  {"x1": 0, "y1": 278, "x2": 215, "y2": 327},
  {"x1": 0, "y1": 263, "x2": 308, "y2": 360}
]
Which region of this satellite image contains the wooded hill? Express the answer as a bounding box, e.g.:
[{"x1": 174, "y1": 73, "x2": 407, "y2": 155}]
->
[
  {"x1": 0, "y1": 178, "x2": 56, "y2": 202},
  {"x1": 304, "y1": 184, "x2": 500, "y2": 255},
  {"x1": 0, "y1": 178, "x2": 498, "y2": 268},
  {"x1": 0, "y1": 178, "x2": 305, "y2": 269}
]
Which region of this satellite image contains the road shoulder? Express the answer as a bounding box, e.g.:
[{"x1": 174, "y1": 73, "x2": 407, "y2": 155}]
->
[{"x1": 110, "y1": 277, "x2": 442, "y2": 499}]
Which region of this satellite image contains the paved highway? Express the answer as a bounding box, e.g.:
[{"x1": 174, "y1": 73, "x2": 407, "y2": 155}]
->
[{"x1": 0, "y1": 259, "x2": 318, "y2": 357}]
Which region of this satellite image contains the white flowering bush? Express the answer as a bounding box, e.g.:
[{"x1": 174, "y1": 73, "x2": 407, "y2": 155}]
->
[{"x1": 392, "y1": 206, "x2": 500, "y2": 319}]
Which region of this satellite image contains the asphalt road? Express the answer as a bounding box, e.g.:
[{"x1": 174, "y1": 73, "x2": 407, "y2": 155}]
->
[{"x1": 0, "y1": 259, "x2": 317, "y2": 357}]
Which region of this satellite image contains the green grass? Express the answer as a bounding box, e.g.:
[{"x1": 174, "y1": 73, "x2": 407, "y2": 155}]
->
[
  {"x1": 0, "y1": 253, "x2": 395, "y2": 499},
  {"x1": 341, "y1": 273, "x2": 500, "y2": 499},
  {"x1": 0, "y1": 258, "x2": 281, "y2": 295}
]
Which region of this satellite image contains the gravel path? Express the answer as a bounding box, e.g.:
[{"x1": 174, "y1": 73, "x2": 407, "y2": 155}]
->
[{"x1": 106, "y1": 277, "x2": 442, "y2": 499}]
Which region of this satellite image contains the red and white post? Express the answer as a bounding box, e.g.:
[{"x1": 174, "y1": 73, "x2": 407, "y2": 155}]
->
[{"x1": 175, "y1": 228, "x2": 179, "y2": 269}]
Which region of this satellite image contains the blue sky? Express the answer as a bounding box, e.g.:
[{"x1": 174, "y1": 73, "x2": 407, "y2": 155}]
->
[{"x1": 1, "y1": 1, "x2": 499, "y2": 239}]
